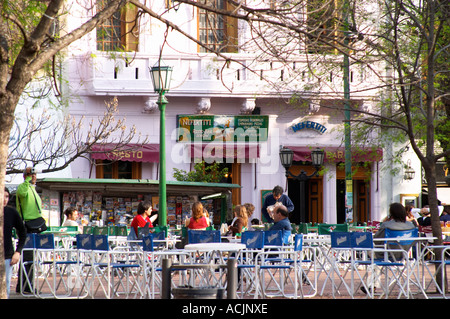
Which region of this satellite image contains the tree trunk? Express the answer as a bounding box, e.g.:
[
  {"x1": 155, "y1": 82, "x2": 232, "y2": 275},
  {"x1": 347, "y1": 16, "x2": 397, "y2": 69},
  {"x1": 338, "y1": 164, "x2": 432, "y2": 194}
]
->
[{"x1": 0, "y1": 92, "x2": 19, "y2": 298}]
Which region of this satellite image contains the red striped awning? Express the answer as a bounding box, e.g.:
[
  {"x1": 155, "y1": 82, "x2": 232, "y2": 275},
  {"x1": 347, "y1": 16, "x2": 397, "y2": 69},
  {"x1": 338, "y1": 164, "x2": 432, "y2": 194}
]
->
[
  {"x1": 284, "y1": 146, "x2": 383, "y2": 162},
  {"x1": 91, "y1": 144, "x2": 159, "y2": 163}
]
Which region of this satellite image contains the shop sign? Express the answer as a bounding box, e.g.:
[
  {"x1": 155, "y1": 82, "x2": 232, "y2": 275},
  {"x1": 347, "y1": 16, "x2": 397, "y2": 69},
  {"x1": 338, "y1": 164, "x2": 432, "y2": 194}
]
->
[
  {"x1": 177, "y1": 115, "x2": 269, "y2": 142},
  {"x1": 291, "y1": 121, "x2": 327, "y2": 134}
]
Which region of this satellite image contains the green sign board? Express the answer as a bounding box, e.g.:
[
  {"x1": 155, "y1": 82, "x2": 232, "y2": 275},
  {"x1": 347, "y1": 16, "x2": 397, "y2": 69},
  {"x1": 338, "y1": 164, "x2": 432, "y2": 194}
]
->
[{"x1": 177, "y1": 115, "x2": 269, "y2": 142}]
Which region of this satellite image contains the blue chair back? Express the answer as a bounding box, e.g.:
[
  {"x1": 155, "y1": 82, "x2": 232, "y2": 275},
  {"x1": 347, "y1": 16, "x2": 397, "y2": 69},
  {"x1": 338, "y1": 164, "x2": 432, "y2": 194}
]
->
[
  {"x1": 384, "y1": 228, "x2": 418, "y2": 246},
  {"x1": 137, "y1": 222, "x2": 152, "y2": 239},
  {"x1": 23, "y1": 233, "x2": 36, "y2": 249},
  {"x1": 92, "y1": 235, "x2": 109, "y2": 251},
  {"x1": 264, "y1": 230, "x2": 283, "y2": 246},
  {"x1": 351, "y1": 232, "x2": 373, "y2": 249},
  {"x1": 152, "y1": 231, "x2": 166, "y2": 241},
  {"x1": 294, "y1": 234, "x2": 303, "y2": 251},
  {"x1": 77, "y1": 234, "x2": 93, "y2": 250},
  {"x1": 241, "y1": 231, "x2": 265, "y2": 249},
  {"x1": 330, "y1": 232, "x2": 352, "y2": 248},
  {"x1": 35, "y1": 233, "x2": 55, "y2": 249},
  {"x1": 142, "y1": 235, "x2": 154, "y2": 252},
  {"x1": 188, "y1": 230, "x2": 221, "y2": 244}
]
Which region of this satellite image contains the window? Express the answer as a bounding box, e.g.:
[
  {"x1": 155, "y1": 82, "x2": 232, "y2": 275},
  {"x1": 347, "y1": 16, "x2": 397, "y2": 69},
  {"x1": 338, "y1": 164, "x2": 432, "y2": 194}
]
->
[
  {"x1": 305, "y1": 0, "x2": 344, "y2": 54},
  {"x1": 198, "y1": 0, "x2": 238, "y2": 53},
  {"x1": 96, "y1": 1, "x2": 139, "y2": 51},
  {"x1": 96, "y1": 160, "x2": 142, "y2": 179}
]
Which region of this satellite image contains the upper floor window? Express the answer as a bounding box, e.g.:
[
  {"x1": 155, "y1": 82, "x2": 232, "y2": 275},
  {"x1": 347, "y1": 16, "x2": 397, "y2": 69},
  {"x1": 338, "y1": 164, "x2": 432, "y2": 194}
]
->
[
  {"x1": 96, "y1": 1, "x2": 139, "y2": 51},
  {"x1": 96, "y1": 160, "x2": 142, "y2": 179},
  {"x1": 198, "y1": 0, "x2": 238, "y2": 53}
]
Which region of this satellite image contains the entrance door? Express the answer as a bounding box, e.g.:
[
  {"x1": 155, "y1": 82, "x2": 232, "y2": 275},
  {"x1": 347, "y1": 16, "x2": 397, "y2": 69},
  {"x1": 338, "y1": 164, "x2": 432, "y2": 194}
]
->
[
  {"x1": 308, "y1": 179, "x2": 323, "y2": 223},
  {"x1": 356, "y1": 180, "x2": 370, "y2": 223},
  {"x1": 336, "y1": 179, "x2": 370, "y2": 223},
  {"x1": 286, "y1": 165, "x2": 323, "y2": 224},
  {"x1": 336, "y1": 164, "x2": 372, "y2": 223}
]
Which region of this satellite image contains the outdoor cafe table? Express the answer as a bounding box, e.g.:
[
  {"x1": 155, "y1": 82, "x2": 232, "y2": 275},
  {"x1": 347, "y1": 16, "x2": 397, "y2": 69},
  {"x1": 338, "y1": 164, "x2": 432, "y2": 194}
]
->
[
  {"x1": 184, "y1": 242, "x2": 246, "y2": 254},
  {"x1": 184, "y1": 243, "x2": 246, "y2": 264},
  {"x1": 182, "y1": 243, "x2": 245, "y2": 288}
]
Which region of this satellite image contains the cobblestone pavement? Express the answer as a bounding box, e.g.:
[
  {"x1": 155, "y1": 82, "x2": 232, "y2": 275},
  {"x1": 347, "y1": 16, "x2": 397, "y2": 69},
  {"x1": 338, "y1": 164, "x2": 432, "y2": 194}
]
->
[{"x1": 8, "y1": 264, "x2": 447, "y2": 300}]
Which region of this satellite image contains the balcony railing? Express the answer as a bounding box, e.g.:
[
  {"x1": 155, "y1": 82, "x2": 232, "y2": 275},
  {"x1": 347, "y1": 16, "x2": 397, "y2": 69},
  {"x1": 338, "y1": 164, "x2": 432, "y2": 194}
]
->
[{"x1": 70, "y1": 52, "x2": 381, "y2": 98}]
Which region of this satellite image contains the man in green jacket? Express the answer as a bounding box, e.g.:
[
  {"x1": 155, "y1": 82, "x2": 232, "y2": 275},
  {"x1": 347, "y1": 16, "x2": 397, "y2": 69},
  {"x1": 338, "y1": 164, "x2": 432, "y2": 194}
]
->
[
  {"x1": 15, "y1": 167, "x2": 42, "y2": 294},
  {"x1": 16, "y1": 167, "x2": 42, "y2": 222}
]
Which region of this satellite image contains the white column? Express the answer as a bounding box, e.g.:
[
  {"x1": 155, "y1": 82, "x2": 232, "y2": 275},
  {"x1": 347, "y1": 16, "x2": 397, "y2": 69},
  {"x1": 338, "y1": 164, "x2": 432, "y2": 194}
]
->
[{"x1": 322, "y1": 163, "x2": 337, "y2": 224}]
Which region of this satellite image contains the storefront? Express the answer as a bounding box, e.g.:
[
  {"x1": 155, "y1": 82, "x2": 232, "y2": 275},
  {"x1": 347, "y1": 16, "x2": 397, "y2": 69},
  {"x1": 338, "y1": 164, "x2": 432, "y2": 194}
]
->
[
  {"x1": 37, "y1": 178, "x2": 240, "y2": 229},
  {"x1": 283, "y1": 146, "x2": 383, "y2": 224}
]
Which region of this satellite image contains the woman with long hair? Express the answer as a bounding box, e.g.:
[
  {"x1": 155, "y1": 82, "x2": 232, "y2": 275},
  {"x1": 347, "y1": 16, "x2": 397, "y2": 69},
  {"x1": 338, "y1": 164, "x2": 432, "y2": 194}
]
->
[
  {"x1": 186, "y1": 201, "x2": 210, "y2": 230},
  {"x1": 228, "y1": 205, "x2": 248, "y2": 236}
]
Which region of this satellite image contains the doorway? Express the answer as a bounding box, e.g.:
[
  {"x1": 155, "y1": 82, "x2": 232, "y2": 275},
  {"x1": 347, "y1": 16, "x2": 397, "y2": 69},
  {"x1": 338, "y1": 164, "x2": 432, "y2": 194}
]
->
[
  {"x1": 336, "y1": 179, "x2": 370, "y2": 224},
  {"x1": 287, "y1": 172, "x2": 323, "y2": 224}
]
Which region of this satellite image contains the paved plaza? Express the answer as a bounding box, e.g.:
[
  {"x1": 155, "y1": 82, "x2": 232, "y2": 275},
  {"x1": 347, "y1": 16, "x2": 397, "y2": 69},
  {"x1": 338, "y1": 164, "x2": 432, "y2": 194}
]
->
[{"x1": 8, "y1": 257, "x2": 448, "y2": 300}]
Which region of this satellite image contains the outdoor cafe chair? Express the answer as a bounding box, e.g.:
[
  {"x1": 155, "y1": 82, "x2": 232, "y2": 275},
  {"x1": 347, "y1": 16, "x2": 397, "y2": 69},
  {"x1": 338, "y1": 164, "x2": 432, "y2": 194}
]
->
[
  {"x1": 18, "y1": 234, "x2": 37, "y2": 297},
  {"x1": 254, "y1": 234, "x2": 304, "y2": 299},
  {"x1": 32, "y1": 233, "x2": 79, "y2": 298},
  {"x1": 263, "y1": 230, "x2": 285, "y2": 247},
  {"x1": 424, "y1": 245, "x2": 450, "y2": 299},
  {"x1": 237, "y1": 231, "x2": 265, "y2": 298},
  {"x1": 353, "y1": 230, "x2": 412, "y2": 299},
  {"x1": 141, "y1": 234, "x2": 190, "y2": 298},
  {"x1": 187, "y1": 229, "x2": 221, "y2": 244},
  {"x1": 327, "y1": 232, "x2": 354, "y2": 298},
  {"x1": 18, "y1": 233, "x2": 78, "y2": 298},
  {"x1": 76, "y1": 234, "x2": 144, "y2": 299}
]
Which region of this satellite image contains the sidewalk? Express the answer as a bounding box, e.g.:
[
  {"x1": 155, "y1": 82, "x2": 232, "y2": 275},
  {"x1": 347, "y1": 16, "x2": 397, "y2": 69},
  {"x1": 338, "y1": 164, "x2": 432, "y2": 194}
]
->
[{"x1": 8, "y1": 265, "x2": 445, "y2": 300}]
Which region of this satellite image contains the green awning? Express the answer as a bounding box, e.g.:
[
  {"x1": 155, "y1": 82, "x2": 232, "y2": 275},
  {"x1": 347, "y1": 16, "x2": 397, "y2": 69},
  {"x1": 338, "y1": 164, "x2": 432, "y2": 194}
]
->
[{"x1": 37, "y1": 178, "x2": 240, "y2": 197}]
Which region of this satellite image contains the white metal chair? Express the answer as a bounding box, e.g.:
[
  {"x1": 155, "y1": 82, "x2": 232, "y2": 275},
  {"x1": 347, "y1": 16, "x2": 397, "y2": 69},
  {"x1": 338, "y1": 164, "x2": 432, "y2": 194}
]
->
[
  {"x1": 187, "y1": 229, "x2": 221, "y2": 244},
  {"x1": 18, "y1": 233, "x2": 36, "y2": 297},
  {"x1": 76, "y1": 234, "x2": 144, "y2": 299},
  {"x1": 237, "y1": 231, "x2": 265, "y2": 298},
  {"x1": 327, "y1": 232, "x2": 354, "y2": 298},
  {"x1": 32, "y1": 233, "x2": 79, "y2": 298},
  {"x1": 254, "y1": 233, "x2": 303, "y2": 298},
  {"x1": 141, "y1": 234, "x2": 191, "y2": 298},
  {"x1": 353, "y1": 230, "x2": 412, "y2": 299},
  {"x1": 421, "y1": 245, "x2": 450, "y2": 299}
]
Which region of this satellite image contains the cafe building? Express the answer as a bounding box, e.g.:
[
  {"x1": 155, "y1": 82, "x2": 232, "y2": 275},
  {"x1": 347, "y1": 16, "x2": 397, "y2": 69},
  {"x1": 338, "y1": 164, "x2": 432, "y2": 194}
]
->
[{"x1": 55, "y1": 0, "x2": 424, "y2": 227}]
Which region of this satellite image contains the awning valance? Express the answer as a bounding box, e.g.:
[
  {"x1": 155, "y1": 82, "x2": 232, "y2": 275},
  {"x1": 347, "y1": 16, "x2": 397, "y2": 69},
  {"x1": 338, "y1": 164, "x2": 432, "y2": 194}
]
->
[
  {"x1": 37, "y1": 178, "x2": 241, "y2": 196},
  {"x1": 91, "y1": 144, "x2": 159, "y2": 163},
  {"x1": 190, "y1": 143, "x2": 260, "y2": 159},
  {"x1": 285, "y1": 146, "x2": 383, "y2": 163}
]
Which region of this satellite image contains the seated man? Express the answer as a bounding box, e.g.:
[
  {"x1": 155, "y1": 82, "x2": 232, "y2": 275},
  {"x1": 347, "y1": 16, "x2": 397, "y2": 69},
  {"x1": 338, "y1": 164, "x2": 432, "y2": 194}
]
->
[{"x1": 269, "y1": 205, "x2": 292, "y2": 244}]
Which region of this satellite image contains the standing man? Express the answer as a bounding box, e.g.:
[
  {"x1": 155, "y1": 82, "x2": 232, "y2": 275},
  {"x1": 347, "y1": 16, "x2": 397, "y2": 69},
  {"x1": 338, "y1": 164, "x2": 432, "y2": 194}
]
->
[
  {"x1": 261, "y1": 185, "x2": 294, "y2": 223},
  {"x1": 3, "y1": 187, "x2": 27, "y2": 298},
  {"x1": 15, "y1": 167, "x2": 43, "y2": 294},
  {"x1": 16, "y1": 167, "x2": 42, "y2": 224}
]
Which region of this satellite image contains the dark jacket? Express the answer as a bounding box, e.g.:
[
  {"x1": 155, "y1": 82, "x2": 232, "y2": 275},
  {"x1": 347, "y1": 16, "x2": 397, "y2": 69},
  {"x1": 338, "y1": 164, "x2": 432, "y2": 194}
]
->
[{"x1": 261, "y1": 194, "x2": 294, "y2": 223}]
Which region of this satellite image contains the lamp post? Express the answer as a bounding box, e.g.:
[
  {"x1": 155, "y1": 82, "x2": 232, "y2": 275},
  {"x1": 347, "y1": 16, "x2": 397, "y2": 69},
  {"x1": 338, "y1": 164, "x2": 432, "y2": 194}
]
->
[
  {"x1": 150, "y1": 60, "x2": 173, "y2": 227},
  {"x1": 279, "y1": 147, "x2": 324, "y2": 224},
  {"x1": 403, "y1": 159, "x2": 416, "y2": 180}
]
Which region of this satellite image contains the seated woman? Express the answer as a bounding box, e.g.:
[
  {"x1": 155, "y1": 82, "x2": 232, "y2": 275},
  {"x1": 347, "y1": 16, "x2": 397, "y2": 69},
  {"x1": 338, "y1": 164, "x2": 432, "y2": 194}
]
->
[
  {"x1": 362, "y1": 202, "x2": 417, "y2": 295},
  {"x1": 130, "y1": 201, "x2": 154, "y2": 237},
  {"x1": 375, "y1": 202, "x2": 416, "y2": 239},
  {"x1": 186, "y1": 201, "x2": 210, "y2": 230},
  {"x1": 228, "y1": 205, "x2": 248, "y2": 236}
]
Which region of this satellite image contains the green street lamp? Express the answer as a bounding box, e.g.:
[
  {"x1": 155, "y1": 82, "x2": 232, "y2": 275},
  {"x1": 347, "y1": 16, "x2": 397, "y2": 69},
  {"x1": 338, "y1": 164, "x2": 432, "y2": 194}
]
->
[{"x1": 150, "y1": 60, "x2": 173, "y2": 227}]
